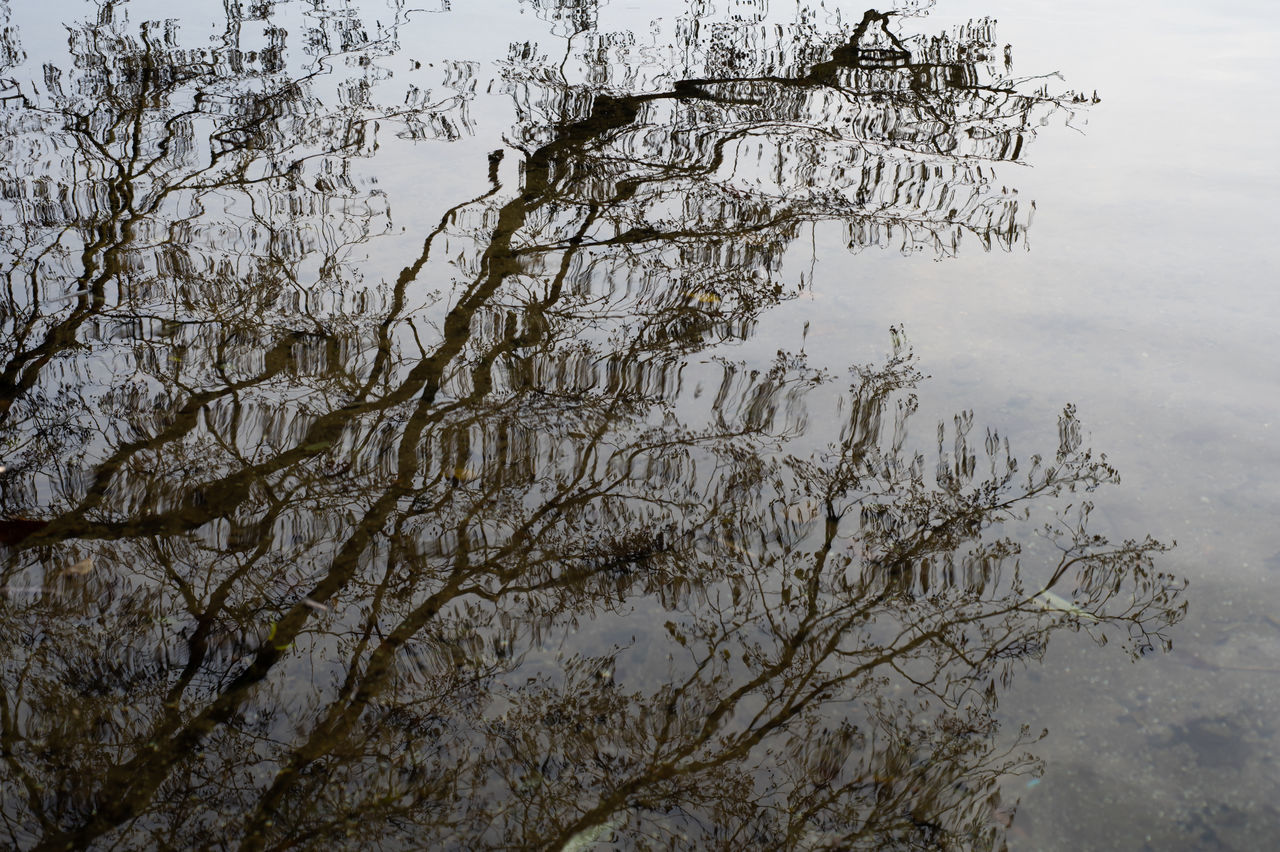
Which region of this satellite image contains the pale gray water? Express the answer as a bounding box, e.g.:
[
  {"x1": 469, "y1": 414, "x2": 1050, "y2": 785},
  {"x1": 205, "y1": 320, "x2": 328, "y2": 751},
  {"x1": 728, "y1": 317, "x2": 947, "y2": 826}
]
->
[{"x1": 0, "y1": 0, "x2": 1276, "y2": 848}]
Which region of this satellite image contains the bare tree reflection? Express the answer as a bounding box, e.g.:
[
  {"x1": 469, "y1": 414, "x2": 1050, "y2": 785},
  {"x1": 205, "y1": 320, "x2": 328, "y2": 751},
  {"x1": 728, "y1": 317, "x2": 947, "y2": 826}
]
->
[{"x1": 0, "y1": 3, "x2": 1181, "y2": 850}]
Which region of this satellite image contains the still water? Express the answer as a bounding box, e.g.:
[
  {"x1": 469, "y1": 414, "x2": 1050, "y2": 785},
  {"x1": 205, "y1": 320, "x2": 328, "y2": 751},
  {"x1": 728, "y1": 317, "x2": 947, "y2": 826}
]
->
[{"x1": 0, "y1": 0, "x2": 1275, "y2": 849}]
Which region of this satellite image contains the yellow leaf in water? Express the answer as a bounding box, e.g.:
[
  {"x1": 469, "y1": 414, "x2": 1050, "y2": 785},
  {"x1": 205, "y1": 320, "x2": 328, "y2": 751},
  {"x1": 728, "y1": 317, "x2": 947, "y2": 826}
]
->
[{"x1": 683, "y1": 290, "x2": 722, "y2": 306}]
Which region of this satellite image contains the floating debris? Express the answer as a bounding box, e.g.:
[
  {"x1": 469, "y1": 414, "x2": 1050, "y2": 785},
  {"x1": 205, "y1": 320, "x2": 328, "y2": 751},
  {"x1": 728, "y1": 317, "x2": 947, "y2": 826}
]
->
[
  {"x1": 61, "y1": 557, "x2": 94, "y2": 577},
  {"x1": 683, "y1": 290, "x2": 722, "y2": 306},
  {"x1": 450, "y1": 465, "x2": 480, "y2": 483},
  {"x1": 1032, "y1": 588, "x2": 1098, "y2": 622},
  {"x1": 301, "y1": 598, "x2": 330, "y2": 613},
  {"x1": 560, "y1": 813, "x2": 626, "y2": 852}
]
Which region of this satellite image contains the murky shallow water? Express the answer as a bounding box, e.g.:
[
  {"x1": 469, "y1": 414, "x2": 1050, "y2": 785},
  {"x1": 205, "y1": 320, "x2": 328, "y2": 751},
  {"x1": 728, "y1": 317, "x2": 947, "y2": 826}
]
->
[{"x1": 0, "y1": 0, "x2": 1276, "y2": 849}]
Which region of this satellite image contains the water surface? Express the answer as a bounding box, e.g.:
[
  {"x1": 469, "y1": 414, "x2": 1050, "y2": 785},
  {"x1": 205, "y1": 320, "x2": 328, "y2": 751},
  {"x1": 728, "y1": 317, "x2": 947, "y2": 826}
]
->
[{"x1": 0, "y1": 0, "x2": 1275, "y2": 849}]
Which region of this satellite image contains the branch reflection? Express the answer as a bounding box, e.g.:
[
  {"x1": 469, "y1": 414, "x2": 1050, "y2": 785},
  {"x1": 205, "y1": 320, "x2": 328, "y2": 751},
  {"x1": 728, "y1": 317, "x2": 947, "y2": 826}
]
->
[{"x1": 0, "y1": 2, "x2": 1180, "y2": 850}]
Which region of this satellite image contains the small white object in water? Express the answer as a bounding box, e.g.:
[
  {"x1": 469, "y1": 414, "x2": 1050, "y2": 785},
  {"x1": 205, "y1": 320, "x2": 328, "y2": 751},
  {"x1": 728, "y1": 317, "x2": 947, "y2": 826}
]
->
[
  {"x1": 559, "y1": 813, "x2": 626, "y2": 852},
  {"x1": 1032, "y1": 588, "x2": 1098, "y2": 622}
]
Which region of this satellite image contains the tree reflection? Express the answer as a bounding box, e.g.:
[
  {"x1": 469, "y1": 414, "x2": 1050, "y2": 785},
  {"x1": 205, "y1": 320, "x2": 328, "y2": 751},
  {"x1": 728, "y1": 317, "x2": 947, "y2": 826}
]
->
[{"x1": 0, "y1": 2, "x2": 1181, "y2": 850}]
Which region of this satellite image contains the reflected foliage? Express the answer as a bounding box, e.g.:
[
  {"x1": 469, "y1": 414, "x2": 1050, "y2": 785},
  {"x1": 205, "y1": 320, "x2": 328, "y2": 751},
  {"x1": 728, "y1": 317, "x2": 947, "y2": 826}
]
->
[{"x1": 0, "y1": 2, "x2": 1180, "y2": 850}]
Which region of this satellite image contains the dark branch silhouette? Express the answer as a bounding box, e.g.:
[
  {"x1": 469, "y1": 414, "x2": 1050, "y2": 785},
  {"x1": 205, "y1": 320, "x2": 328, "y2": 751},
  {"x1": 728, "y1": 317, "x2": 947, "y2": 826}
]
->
[{"x1": 0, "y1": 3, "x2": 1179, "y2": 850}]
